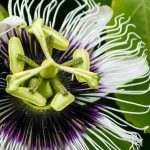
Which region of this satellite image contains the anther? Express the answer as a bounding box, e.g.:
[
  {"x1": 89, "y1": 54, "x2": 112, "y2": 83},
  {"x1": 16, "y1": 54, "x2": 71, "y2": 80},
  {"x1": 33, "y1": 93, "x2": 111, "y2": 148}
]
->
[{"x1": 8, "y1": 37, "x2": 25, "y2": 73}]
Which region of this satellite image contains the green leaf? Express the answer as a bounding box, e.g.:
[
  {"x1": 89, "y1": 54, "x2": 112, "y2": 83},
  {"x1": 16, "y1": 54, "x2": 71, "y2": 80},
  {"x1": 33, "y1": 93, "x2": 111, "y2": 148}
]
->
[
  {"x1": 0, "y1": 4, "x2": 8, "y2": 21},
  {"x1": 95, "y1": 0, "x2": 112, "y2": 6},
  {"x1": 111, "y1": 0, "x2": 150, "y2": 133}
]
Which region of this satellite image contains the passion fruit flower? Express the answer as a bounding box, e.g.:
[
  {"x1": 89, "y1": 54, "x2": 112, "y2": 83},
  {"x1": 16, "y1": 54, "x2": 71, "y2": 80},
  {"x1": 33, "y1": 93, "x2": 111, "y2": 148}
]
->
[{"x1": 0, "y1": 0, "x2": 150, "y2": 149}]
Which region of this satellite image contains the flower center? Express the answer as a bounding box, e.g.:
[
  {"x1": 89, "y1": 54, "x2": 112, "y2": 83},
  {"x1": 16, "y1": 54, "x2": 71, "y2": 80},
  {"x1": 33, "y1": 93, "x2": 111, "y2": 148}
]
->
[{"x1": 5, "y1": 18, "x2": 100, "y2": 111}]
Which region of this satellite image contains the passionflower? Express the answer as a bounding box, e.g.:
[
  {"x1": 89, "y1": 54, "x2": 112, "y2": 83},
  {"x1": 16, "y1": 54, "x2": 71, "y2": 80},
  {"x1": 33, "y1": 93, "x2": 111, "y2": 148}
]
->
[{"x1": 0, "y1": 0, "x2": 150, "y2": 149}]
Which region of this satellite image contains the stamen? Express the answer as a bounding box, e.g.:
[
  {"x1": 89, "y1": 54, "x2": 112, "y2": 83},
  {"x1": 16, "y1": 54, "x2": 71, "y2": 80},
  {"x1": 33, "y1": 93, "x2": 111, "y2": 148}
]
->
[
  {"x1": 43, "y1": 26, "x2": 70, "y2": 51},
  {"x1": 6, "y1": 87, "x2": 47, "y2": 106},
  {"x1": 17, "y1": 54, "x2": 39, "y2": 68},
  {"x1": 6, "y1": 60, "x2": 52, "y2": 92},
  {"x1": 8, "y1": 37, "x2": 25, "y2": 74},
  {"x1": 73, "y1": 48, "x2": 90, "y2": 83},
  {"x1": 62, "y1": 57, "x2": 83, "y2": 67},
  {"x1": 50, "y1": 92, "x2": 75, "y2": 111},
  {"x1": 29, "y1": 77, "x2": 53, "y2": 99},
  {"x1": 26, "y1": 18, "x2": 52, "y2": 60},
  {"x1": 53, "y1": 77, "x2": 68, "y2": 95}
]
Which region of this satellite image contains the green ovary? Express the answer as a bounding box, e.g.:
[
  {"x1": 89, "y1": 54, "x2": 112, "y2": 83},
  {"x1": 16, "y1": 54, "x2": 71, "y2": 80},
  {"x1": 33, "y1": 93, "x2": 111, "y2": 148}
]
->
[{"x1": 29, "y1": 78, "x2": 53, "y2": 99}]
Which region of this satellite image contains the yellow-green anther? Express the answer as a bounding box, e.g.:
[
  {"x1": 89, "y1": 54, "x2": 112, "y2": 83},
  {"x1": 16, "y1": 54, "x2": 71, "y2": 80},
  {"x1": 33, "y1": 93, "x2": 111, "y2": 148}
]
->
[
  {"x1": 29, "y1": 78, "x2": 53, "y2": 99},
  {"x1": 73, "y1": 48, "x2": 90, "y2": 82},
  {"x1": 8, "y1": 37, "x2": 25, "y2": 73},
  {"x1": 51, "y1": 92, "x2": 75, "y2": 111},
  {"x1": 17, "y1": 54, "x2": 39, "y2": 68},
  {"x1": 26, "y1": 18, "x2": 52, "y2": 60},
  {"x1": 40, "y1": 59, "x2": 58, "y2": 79},
  {"x1": 20, "y1": 79, "x2": 29, "y2": 87},
  {"x1": 6, "y1": 87, "x2": 47, "y2": 106},
  {"x1": 43, "y1": 26, "x2": 70, "y2": 51},
  {"x1": 51, "y1": 79, "x2": 59, "y2": 94}
]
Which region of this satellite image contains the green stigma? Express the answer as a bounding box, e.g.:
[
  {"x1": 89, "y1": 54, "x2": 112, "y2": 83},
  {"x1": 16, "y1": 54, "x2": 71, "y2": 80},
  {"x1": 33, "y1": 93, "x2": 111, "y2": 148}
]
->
[{"x1": 5, "y1": 18, "x2": 100, "y2": 111}]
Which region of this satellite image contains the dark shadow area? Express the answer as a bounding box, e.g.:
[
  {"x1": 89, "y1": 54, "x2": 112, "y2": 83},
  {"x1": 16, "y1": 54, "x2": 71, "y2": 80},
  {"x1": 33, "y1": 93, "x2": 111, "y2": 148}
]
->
[{"x1": 0, "y1": 0, "x2": 8, "y2": 8}]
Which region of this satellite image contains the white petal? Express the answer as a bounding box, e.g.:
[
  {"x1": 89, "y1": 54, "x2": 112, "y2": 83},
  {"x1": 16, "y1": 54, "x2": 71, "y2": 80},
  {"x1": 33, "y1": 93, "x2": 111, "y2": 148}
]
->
[
  {"x1": 100, "y1": 55, "x2": 149, "y2": 89},
  {"x1": 1, "y1": 16, "x2": 26, "y2": 27},
  {"x1": 89, "y1": 14, "x2": 150, "y2": 95},
  {"x1": 90, "y1": 4, "x2": 113, "y2": 26},
  {"x1": 98, "y1": 116, "x2": 143, "y2": 149},
  {"x1": 0, "y1": 16, "x2": 27, "y2": 36}
]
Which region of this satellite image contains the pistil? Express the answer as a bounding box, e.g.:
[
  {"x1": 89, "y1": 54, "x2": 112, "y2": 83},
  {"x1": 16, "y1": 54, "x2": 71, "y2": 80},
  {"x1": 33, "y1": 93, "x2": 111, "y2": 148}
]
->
[
  {"x1": 6, "y1": 60, "x2": 52, "y2": 92},
  {"x1": 5, "y1": 18, "x2": 100, "y2": 111}
]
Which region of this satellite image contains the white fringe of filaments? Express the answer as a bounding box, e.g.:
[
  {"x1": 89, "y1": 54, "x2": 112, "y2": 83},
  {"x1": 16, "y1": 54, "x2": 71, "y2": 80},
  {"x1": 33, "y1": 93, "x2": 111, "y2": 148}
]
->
[
  {"x1": 8, "y1": 0, "x2": 95, "y2": 27},
  {"x1": 82, "y1": 107, "x2": 149, "y2": 150},
  {"x1": 75, "y1": 14, "x2": 150, "y2": 110}
]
